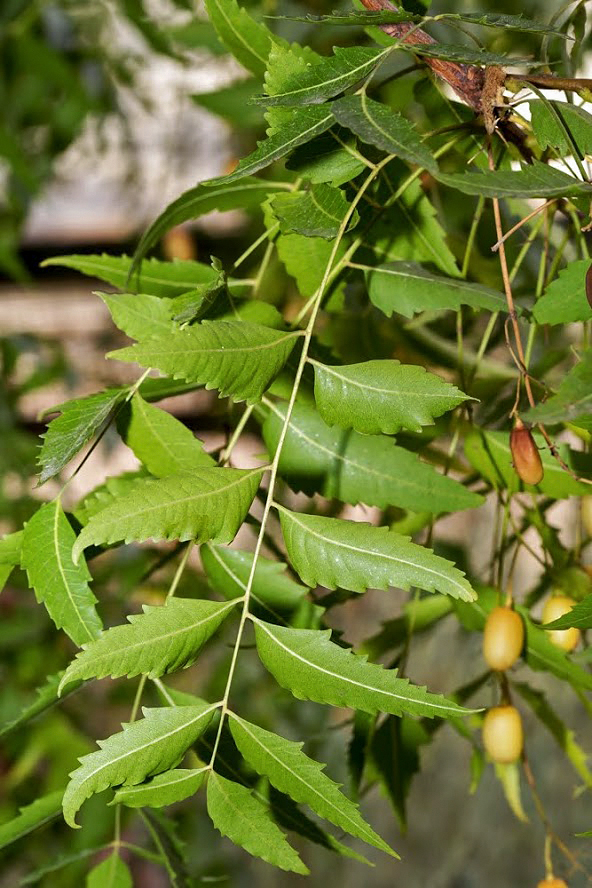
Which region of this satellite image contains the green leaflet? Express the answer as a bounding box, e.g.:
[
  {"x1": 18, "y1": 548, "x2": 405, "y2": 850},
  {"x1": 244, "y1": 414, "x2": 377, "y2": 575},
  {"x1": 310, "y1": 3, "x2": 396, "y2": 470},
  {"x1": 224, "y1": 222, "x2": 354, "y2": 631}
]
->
[
  {"x1": 311, "y1": 358, "x2": 468, "y2": 434},
  {"x1": 37, "y1": 388, "x2": 128, "y2": 485},
  {"x1": 464, "y1": 427, "x2": 592, "y2": 497},
  {"x1": 98, "y1": 291, "x2": 176, "y2": 341},
  {"x1": 267, "y1": 787, "x2": 371, "y2": 864},
  {"x1": 207, "y1": 772, "x2": 308, "y2": 873},
  {"x1": 532, "y1": 260, "x2": 592, "y2": 325},
  {"x1": 228, "y1": 713, "x2": 397, "y2": 857},
  {"x1": 0, "y1": 671, "x2": 79, "y2": 740},
  {"x1": 436, "y1": 161, "x2": 592, "y2": 198},
  {"x1": 63, "y1": 703, "x2": 217, "y2": 827},
  {"x1": 524, "y1": 350, "x2": 592, "y2": 428},
  {"x1": 403, "y1": 43, "x2": 532, "y2": 66},
  {"x1": 113, "y1": 768, "x2": 208, "y2": 808},
  {"x1": 74, "y1": 470, "x2": 151, "y2": 525},
  {"x1": 286, "y1": 127, "x2": 366, "y2": 186},
  {"x1": 22, "y1": 501, "x2": 102, "y2": 646},
  {"x1": 201, "y1": 543, "x2": 308, "y2": 611},
  {"x1": 87, "y1": 852, "x2": 132, "y2": 888},
  {"x1": 252, "y1": 618, "x2": 475, "y2": 718},
  {"x1": 367, "y1": 261, "x2": 508, "y2": 318},
  {"x1": 262, "y1": 401, "x2": 482, "y2": 513},
  {"x1": 331, "y1": 94, "x2": 436, "y2": 173},
  {"x1": 0, "y1": 790, "x2": 64, "y2": 851},
  {"x1": 110, "y1": 321, "x2": 301, "y2": 405},
  {"x1": 531, "y1": 100, "x2": 592, "y2": 157},
  {"x1": 277, "y1": 507, "x2": 475, "y2": 601},
  {"x1": 132, "y1": 179, "x2": 291, "y2": 272},
  {"x1": 282, "y1": 11, "x2": 563, "y2": 34},
  {"x1": 370, "y1": 174, "x2": 459, "y2": 277},
  {"x1": 116, "y1": 394, "x2": 215, "y2": 477},
  {"x1": 59, "y1": 598, "x2": 238, "y2": 693},
  {"x1": 72, "y1": 466, "x2": 264, "y2": 562},
  {"x1": 493, "y1": 762, "x2": 528, "y2": 822},
  {"x1": 208, "y1": 106, "x2": 334, "y2": 185},
  {"x1": 261, "y1": 45, "x2": 390, "y2": 106},
  {"x1": 0, "y1": 530, "x2": 22, "y2": 593},
  {"x1": 273, "y1": 183, "x2": 359, "y2": 239},
  {"x1": 512, "y1": 681, "x2": 592, "y2": 788},
  {"x1": 203, "y1": 0, "x2": 287, "y2": 76},
  {"x1": 40, "y1": 254, "x2": 219, "y2": 297}
]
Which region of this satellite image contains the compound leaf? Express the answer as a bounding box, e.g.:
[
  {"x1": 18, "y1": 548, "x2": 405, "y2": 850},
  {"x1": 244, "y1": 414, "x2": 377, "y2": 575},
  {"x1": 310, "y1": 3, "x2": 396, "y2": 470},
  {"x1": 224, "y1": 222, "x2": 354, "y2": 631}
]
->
[
  {"x1": 311, "y1": 359, "x2": 468, "y2": 434},
  {"x1": 59, "y1": 598, "x2": 238, "y2": 692},
  {"x1": 207, "y1": 772, "x2": 308, "y2": 874},
  {"x1": 22, "y1": 501, "x2": 102, "y2": 646},
  {"x1": 63, "y1": 702, "x2": 217, "y2": 827},
  {"x1": 110, "y1": 321, "x2": 301, "y2": 405},
  {"x1": 253, "y1": 619, "x2": 474, "y2": 718},
  {"x1": 72, "y1": 466, "x2": 264, "y2": 562}
]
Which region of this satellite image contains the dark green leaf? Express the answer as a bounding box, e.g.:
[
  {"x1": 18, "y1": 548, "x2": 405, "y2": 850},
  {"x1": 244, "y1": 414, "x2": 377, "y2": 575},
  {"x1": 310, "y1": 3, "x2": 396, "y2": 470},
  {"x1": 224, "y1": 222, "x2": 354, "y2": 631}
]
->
[
  {"x1": 532, "y1": 261, "x2": 592, "y2": 325},
  {"x1": 0, "y1": 790, "x2": 63, "y2": 851},
  {"x1": 113, "y1": 768, "x2": 207, "y2": 808},
  {"x1": 524, "y1": 350, "x2": 592, "y2": 428},
  {"x1": 531, "y1": 100, "x2": 592, "y2": 157},
  {"x1": 437, "y1": 161, "x2": 592, "y2": 198},
  {"x1": 37, "y1": 388, "x2": 128, "y2": 485},
  {"x1": 332, "y1": 95, "x2": 436, "y2": 172},
  {"x1": 207, "y1": 772, "x2": 308, "y2": 873},
  {"x1": 273, "y1": 183, "x2": 359, "y2": 239}
]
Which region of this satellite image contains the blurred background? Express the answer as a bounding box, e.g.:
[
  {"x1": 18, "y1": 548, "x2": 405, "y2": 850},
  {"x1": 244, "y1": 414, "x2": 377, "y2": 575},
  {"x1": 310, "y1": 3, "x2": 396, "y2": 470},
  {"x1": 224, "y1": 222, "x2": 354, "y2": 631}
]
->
[{"x1": 1, "y1": 0, "x2": 592, "y2": 885}]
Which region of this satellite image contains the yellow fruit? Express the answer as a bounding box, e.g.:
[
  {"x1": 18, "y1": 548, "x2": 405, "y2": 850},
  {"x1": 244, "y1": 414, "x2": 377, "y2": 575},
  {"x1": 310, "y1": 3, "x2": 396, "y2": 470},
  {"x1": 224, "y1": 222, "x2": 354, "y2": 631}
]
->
[
  {"x1": 510, "y1": 418, "x2": 543, "y2": 486},
  {"x1": 482, "y1": 705, "x2": 523, "y2": 764},
  {"x1": 542, "y1": 595, "x2": 580, "y2": 653},
  {"x1": 537, "y1": 879, "x2": 568, "y2": 888},
  {"x1": 582, "y1": 495, "x2": 592, "y2": 538},
  {"x1": 483, "y1": 607, "x2": 524, "y2": 671}
]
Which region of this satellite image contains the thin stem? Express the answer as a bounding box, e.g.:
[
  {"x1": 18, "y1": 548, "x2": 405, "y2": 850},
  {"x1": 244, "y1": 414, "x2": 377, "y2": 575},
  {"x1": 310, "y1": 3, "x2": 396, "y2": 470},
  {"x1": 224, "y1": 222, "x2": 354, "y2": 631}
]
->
[
  {"x1": 129, "y1": 675, "x2": 148, "y2": 723},
  {"x1": 207, "y1": 158, "x2": 392, "y2": 770},
  {"x1": 165, "y1": 543, "x2": 193, "y2": 601},
  {"x1": 491, "y1": 200, "x2": 556, "y2": 253},
  {"x1": 220, "y1": 404, "x2": 255, "y2": 465}
]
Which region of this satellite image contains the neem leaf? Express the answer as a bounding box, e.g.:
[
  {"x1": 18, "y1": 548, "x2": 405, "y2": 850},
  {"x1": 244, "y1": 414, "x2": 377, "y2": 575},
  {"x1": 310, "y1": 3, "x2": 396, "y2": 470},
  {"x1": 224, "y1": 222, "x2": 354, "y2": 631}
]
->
[
  {"x1": 0, "y1": 790, "x2": 63, "y2": 851},
  {"x1": 110, "y1": 321, "x2": 301, "y2": 405},
  {"x1": 116, "y1": 393, "x2": 215, "y2": 477},
  {"x1": 367, "y1": 261, "x2": 508, "y2": 318},
  {"x1": 113, "y1": 768, "x2": 207, "y2": 809},
  {"x1": 87, "y1": 852, "x2": 132, "y2": 888},
  {"x1": 262, "y1": 401, "x2": 482, "y2": 514},
  {"x1": 273, "y1": 183, "x2": 359, "y2": 239},
  {"x1": 37, "y1": 388, "x2": 128, "y2": 485},
  {"x1": 311, "y1": 358, "x2": 468, "y2": 434},
  {"x1": 531, "y1": 100, "x2": 592, "y2": 157},
  {"x1": 98, "y1": 291, "x2": 176, "y2": 341},
  {"x1": 40, "y1": 254, "x2": 219, "y2": 297},
  {"x1": 253, "y1": 619, "x2": 475, "y2": 718},
  {"x1": 277, "y1": 507, "x2": 476, "y2": 601},
  {"x1": 229, "y1": 713, "x2": 396, "y2": 857},
  {"x1": 72, "y1": 466, "x2": 264, "y2": 562},
  {"x1": 22, "y1": 501, "x2": 102, "y2": 646},
  {"x1": 63, "y1": 703, "x2": 217, "y2": 827},
  {"x1": 437, "y1": 161, "x2": 592, "y2": 198},
  {"x1": 524, "y1": 350, "x2": 592, "y2": 428},
  {"x1": 331, "y1": 94, "x2": 437, "y2": 173},
  {"x1": 59, "y1": 598, "x2": 238, "y2": 692},
  {"x1": 207, "y1": 772, "x2": 308, "y2": 874},
  {"x1": 532, "y1": 261, "x2": 592, "y2": 325}
]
